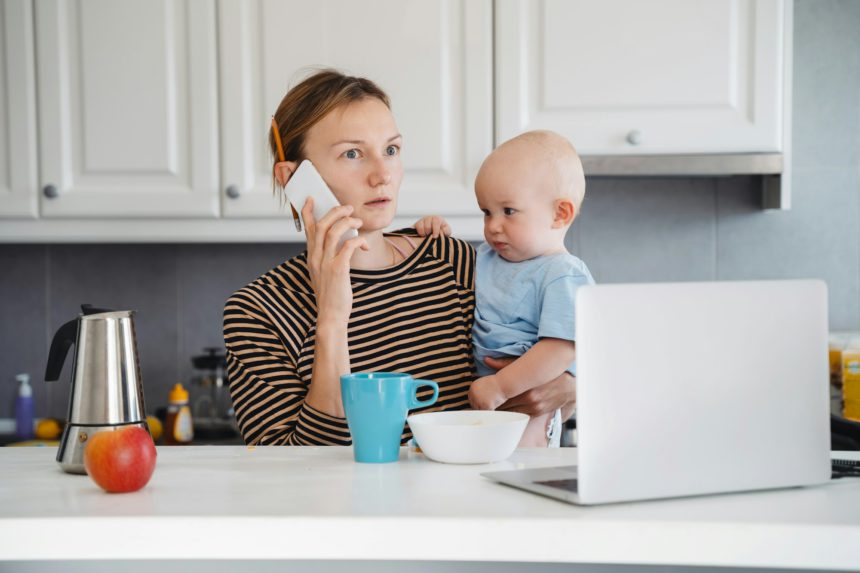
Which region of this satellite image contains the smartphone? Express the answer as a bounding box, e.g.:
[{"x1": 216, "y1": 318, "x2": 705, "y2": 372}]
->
[{"x1": 285, "y1": 160, "x2": 359, "y2": 248}]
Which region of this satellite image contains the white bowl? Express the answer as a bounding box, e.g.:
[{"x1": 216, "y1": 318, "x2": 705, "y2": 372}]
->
[{"x1": 407, "y1": 410, "x2": 529, "y2": 464}]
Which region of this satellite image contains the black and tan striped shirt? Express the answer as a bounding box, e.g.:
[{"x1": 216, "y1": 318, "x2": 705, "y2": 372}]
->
[{"x1": 223, "y1": 231, "x2": 476, "y2": 445}]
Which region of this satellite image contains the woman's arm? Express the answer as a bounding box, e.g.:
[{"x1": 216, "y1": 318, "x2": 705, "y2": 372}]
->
[
  {"x1": 298, "y1": 198, "x2": 368, "y2": 418},
  {"x1": 305, "y1": 315, "x2": 350, "y2": 417}
]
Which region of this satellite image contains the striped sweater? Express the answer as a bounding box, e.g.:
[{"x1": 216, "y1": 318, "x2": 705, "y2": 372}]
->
[{"x1": 223, "y1": 232, "x2": 476, "y2": 445}]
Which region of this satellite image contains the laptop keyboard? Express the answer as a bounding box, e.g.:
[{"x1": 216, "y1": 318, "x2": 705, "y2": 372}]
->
[
  {"x1": 832, "y1": 458, "x2": 860, "y2": 479},
  {"x1": 530, "y1": 462, "x2": 859, "y2": 492},
  {"x1": 534, "y1": 478, "x2": 579, "y2": 493}
]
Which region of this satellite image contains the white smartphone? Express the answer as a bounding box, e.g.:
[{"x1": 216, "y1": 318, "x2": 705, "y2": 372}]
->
[{"x1": 285, "y1": 159, "x2": 359, "y2": 248}]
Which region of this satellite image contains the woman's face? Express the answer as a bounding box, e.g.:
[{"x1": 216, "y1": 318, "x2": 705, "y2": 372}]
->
[{"x1": 302, "y1": 98, "x2": 404, "y2": 233}]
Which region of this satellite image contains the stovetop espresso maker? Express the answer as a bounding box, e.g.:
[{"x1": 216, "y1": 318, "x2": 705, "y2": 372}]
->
[{"x1": 45, "y1": 304, "x2": 149, "y2": 474}]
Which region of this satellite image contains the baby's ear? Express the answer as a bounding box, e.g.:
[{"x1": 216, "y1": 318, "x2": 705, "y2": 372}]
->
[
  {"x1": 552, "y1": 198, "x2": 576, "y2": 228},
  {"x1": 273, "y1": 161, "x2": 299, "y2": 188}
]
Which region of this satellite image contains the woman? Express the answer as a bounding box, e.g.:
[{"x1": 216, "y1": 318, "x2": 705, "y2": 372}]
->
[{"x1": 223, "y1": 69, "x2": 575, "y2": 445}]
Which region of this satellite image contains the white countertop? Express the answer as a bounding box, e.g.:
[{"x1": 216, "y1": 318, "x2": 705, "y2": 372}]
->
[{"x1": 1, "y1": 446, "x2": 859, "y2": 569}]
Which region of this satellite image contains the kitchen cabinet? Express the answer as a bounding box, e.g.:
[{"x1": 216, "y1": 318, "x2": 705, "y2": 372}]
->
[
  {"x1": 496, "y1": 0, "x2": 793, "y2": 207},
  {"x1": 0, "y1": 0, "x2": 792, "y2": 242},
  {"x1": 496, "y1": 0, "x2": 788, "y2": 155},
  {"x1": 218, "y1": 0, "x2": 492, "y2": 224},
  {"x1": 33, "y1": 0, "x2": 220, "y2": 218},
  {"x1": 0, "y1": 0, "x2": 38, "y2": 218},
  {"x1": 1, "y1": 0, "x2": 491, "y2": 240}
]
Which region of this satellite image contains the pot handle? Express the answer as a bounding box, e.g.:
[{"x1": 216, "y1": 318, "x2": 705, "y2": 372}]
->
[{"x1": 44, "y1": 318, "x2": 78, "y2": 382}]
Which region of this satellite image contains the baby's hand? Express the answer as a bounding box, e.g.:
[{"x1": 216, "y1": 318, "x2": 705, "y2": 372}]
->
[
  {"x1": 469, "y1": 375, "x2": 506, "y2": 411},
  {"x1": 414, "y1": 215, "x2": 452, "y2": 238}
]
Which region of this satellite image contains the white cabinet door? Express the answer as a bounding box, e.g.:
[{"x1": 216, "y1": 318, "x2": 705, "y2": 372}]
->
[
  {"x1": 218, "y1": 0, "x2": 492, "y2": 225},
  {"x1": 35, "y1": 0, "x2": 220, "y2": 218},
  {"x1": 0, "y1": 0, "x2": 39, "y2": 218},
  {"x1": 496, "y1": 0, "x2": 786, "y2": 155}
]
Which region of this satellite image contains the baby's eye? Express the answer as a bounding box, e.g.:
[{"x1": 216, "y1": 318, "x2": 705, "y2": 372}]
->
[
  {"x1": 481, "y1": 209, "x2": 490, "y2": 217},
  {"x1": 343, "y1": 149, "x2": 361, "y2": 160},
  {"x1": 385, "y1": 145, "x2": 400, "y2": 156},
  {"x1": 503, "y1": 207, "x2": 516, "y2": 216}
]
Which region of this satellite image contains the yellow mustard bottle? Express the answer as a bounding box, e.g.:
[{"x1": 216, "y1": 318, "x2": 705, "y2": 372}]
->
[
  {"x1": 842, "y1": 338, "x2": 860, "y2": 422},
  {"x1": 829, "y1": 335, "x2": 845, "y2": 416},
  {"x1": 164, "y1": 383, "x2": 194, "y2": 445}
]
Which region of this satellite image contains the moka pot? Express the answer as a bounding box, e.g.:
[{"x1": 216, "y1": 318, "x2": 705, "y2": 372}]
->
[{"x1": 45, "y1": 305, "x2": 149, "y2": 474}]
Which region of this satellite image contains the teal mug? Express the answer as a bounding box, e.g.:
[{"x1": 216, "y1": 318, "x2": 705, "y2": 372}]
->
[{"x1": 340, "y1": 372, "x2": 439, "y2": 463}]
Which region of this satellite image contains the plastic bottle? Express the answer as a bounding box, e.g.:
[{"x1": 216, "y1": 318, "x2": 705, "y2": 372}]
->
[
  {"x1": 829, "y1": 334, "x2": 845, "y2": 386},
  {"x1": 15, "y1": 373, "x2": 34, "y2": 440},
  {"x1": 842, "y1": 337, "x2": 860, "y2": 422},
  {"x1": 164, "y1": 383, "x2": 194, "y2": 445},
  {"x1": 829, "y1": 334, "x2": 845, "y2": 416}
]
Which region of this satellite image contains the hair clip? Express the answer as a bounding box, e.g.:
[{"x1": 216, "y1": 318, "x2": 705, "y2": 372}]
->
[{"x1": 272, "y1": 117, "x2": 301, "y2": 232}]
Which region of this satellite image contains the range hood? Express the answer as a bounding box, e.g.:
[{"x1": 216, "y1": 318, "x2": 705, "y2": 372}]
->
[{"x1": 581, "y1": 153, "x2": 787, "y2": 210}]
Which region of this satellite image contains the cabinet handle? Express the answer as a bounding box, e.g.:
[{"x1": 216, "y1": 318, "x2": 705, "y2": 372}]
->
[
  {"x1": 626, "y1": 130, "x2": 643, "y2": 146},
  {"x1": 225, "y1": 185, "x2": 240, "y2": 199},
  {"x1": 43, "y1": 185, "x2": 59, "y2": 199}
]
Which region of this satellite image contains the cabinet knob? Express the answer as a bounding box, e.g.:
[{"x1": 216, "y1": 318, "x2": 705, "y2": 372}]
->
[
  {"x1": 225, "y1": 185, "x2": 240, "y2": 199},
  {"x1": 43, "y1": 184, "x2": 59, "y2": 199},
  {"x1": 626, "y1": 130, "x2": 643, "y2": 146}
]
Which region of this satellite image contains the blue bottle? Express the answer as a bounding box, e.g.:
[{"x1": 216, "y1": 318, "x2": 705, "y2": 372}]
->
[{"x1": 15, "y1": 373, "x2": 34, "y2": 440}]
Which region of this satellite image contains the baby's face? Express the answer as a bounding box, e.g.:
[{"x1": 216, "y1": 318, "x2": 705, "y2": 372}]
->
[{"x1": 475, "y1": 149, "x2": 562, "y2": 262}]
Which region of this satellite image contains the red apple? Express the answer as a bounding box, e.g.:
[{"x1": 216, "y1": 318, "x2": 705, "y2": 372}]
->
[{"x1": 83, "y1": 426, "x2": 157, "y2": 493}]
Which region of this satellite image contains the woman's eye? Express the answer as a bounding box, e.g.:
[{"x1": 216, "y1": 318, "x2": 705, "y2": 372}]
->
[
  {"x1": 344, "y1": 149, "x2": 360, "y2": 160},
  {"x1": 385, "y1": 145, "x2": 399, "y2": 156},
  {"x1": 503, "y1": 207, "x2": 516, "y2": 216}
]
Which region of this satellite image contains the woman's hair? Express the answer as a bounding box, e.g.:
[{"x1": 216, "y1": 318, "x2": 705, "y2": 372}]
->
[{"x1": 269, "y1": 69, "x2": 391, "y2": 182}]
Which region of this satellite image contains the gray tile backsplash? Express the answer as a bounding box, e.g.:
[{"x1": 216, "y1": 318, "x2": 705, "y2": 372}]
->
[
  {"x1": 574, "y1": 177, "x2": 718, "y2": 283},
  {"x1": 175, "y1": 244, "x2": 303, "y2": 385},
  {"x1": 716, "y1": 168, "x2": 860, "y2": 332},
  {"x1": 0, "y1": 243, "x2": 301, "y2": 419},
  {"x1": 792, "y1": 0, "x2": 860, "y2": 170},
  {"x1": 1, "y1": 0, "x2": 859, "y2": 419},
  {"x1": 47, "y1": 245, "x2": 179, "y2": 418},
  {"x1": 0, "y1": 246, "x2": 49, "y2": 418}
]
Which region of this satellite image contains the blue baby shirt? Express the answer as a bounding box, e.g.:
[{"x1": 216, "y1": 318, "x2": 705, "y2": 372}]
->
[{"x1": 473, "y1": 242, "x2": 595, "y2": 377}]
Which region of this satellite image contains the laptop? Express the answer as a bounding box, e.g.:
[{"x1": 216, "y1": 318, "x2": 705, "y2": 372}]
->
[{"x1": 482, "y1": 280, "x2": 833, "y2": 505}]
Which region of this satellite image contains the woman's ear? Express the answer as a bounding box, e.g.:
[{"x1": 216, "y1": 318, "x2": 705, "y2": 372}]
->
[
  {"x1": 273, "y1": 161, "x2": 299, "y2": 188},
  {"x1": 552, "y1": 198, "x2": 576, "y2": 228}
]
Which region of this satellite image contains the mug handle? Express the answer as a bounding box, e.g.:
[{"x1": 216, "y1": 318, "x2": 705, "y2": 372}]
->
[{"x1": 408, "y1": 379, "x2": 439, "y2": 409}]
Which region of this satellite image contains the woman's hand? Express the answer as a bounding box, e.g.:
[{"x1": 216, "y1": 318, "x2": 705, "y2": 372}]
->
[
  {"x1": 302, "y1": 197, "x2": 368, "y2": 323},
  {"x1": 483, "y1": 356, "x2": 576, "y2": 419},
  {"x1": 414, "y1": 215, "x2": 452, "y2": 238}
]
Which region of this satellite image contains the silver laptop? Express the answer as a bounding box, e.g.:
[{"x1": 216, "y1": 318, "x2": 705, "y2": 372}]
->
[{"x1": 483, "y1": 280, "x2": 832, "y2": 505}]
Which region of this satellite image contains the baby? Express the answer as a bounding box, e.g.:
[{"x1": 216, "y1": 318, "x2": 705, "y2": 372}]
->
[{"x1": 417, "y1": 130, "x2": 594, "y2": 446}]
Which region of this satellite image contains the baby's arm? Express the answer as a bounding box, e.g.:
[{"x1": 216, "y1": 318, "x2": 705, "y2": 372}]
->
[{"x1": 469, "y1": 338, "x2": 576, "y2": 410}]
